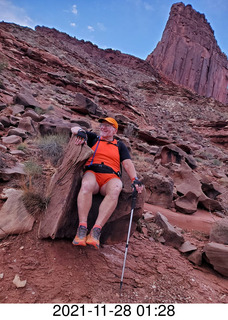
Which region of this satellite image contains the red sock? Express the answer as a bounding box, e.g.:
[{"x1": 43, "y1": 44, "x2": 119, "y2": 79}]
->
[
  {"x1": 93, "y1": 224, "x2": 102, "y2": 230},
  {"x1": 79, "y1": 222, "x2": 87, "y2": 228}
]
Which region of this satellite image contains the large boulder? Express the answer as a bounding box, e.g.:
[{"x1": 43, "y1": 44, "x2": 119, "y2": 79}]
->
[
  {"x1": 0, "y1": 188, "x2": 35, "y2": 239},
  {"x1": 154, "y1": 144, "x2": 197, "y2": 169},
  {"x1": 10, "y1": 104, "x2": 25, "y2": 115},
  {"x1": 152, "y1": 156, "x2": 225, "y2": 214},
  {"x1": 22, "y1": 109, "x2": 43, "y2": 122},
  {"x1": 142, "y1": 172, "x2": 173, "y2": 208},
  {"x1": 0, "y1": 115, "x2": 10, "y2": 127},
  {"x1": 13, "y1": 92, "x2": 41, "y2": 109},
  {"x1": 168, "y1": 162, "x2": 223, "y2": 214},
  {"x1": 188, "y1": 249, "x2": 203, "y2": 265},
  {"x1": 2, "y1": 135, "x2": 22, "y2": 144},
  {"x1": 0, "y1": 163, "x2": 25, "y2": 181},
  {"x1": 209, "y1": 218, "x2": 228, "y2": 244},
  {"x1": 0, "y1": 151, "x2": 25, "y2": 181},
  {"x1": 7, "y1": 127, "x2": 28, "y2": 139},
  {"x1": 137, "y1": 130, "x2": 173, "y2": 146},
  {"x1": 18, "y1": 116, "x2": 38, "y2": 135},
  {"x1": 70, "y1": 92, "x2": 104, "y2": 117},
  {"x1": 204, "y1": 242, "x2": 228, "y2": 277},
  {"x1": 198, "y1": 194, "x2": 224, "y2": 212},
  {"x1": 174, "y1": 191, "x2": 198, "y2": 214},
  {"x1": 38, "y1": 137, "x2": 145, "y2": 244},
  {"x1": 38, "y1": 115, "x2": 73, "y2": 136},
  {"x1": 170, "y1": 165, "x2": 202, "y2": 199},
  {"x1": 155, "y1": 212, "x2": 184, "y2": 249}
]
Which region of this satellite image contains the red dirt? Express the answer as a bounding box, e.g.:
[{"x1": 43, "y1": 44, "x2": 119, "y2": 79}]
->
[{"x1": 0, "y1": 205, "x2": 227, "y2": 305}]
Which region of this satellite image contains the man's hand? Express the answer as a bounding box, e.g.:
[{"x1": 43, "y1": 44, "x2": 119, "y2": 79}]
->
[
  {"x1": 75, "y1": 130, "x2": 87, "y2": 145},
  {"x1": 71, "y1": 127, "x2": 87, "y2": 145},
  {"x1": 131, "y1": 178, "x2": 143, "y2": 194}
]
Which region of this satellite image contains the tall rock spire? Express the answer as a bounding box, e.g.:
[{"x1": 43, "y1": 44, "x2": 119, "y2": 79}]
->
[{"x1": 146, "y1": 2, "x2": 228, "y2": 105}]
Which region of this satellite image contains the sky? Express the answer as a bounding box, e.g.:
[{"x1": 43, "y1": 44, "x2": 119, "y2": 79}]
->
[{"x1": 0, "y1": 0, "x2": 227, "y2": 59}]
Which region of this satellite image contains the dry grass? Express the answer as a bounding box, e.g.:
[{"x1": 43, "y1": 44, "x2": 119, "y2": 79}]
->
[
  {"x1": 22, "y1": 191, "x2": 49, "y2": 216},
  {"x1": 21, "y1": 159, "x2": 49, "y2": 215},
  {"x1": 23, "y1": 160, "x2": 43, "y2": 191},
  {"x1": 37, "y1": 133, "x2": 69, "y2": 165}
]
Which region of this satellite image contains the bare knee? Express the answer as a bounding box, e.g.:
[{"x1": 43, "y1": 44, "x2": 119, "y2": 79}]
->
[
  {"x1": 80, "y1": 180, "x2": 93, "y2": 194},
  {"x1": 107, "y1": 183, "x2": 122, "y2": 200},
  {"x1": 80, "y1": 175, "x2": 99, "y2": 195}
]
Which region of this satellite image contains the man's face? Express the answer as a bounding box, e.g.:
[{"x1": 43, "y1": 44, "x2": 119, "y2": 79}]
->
[{"x1": 99, "y1": 122, "x2": 116, "y2": 138}]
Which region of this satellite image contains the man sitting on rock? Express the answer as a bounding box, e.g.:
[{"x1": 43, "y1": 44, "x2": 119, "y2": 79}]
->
[{"x1": 71, "y1": 117, "x2": 143, "y2": 249}]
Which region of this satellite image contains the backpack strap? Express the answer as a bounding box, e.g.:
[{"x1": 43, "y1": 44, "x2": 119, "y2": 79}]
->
[{"x1": 89, "y1": 137, "x2": 101, "y2": 166}]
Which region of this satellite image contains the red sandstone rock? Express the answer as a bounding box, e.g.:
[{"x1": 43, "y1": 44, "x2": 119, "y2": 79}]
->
[
  {"x1": 155, "y1": 212, "x2": 184, "y2": 249},
  {"x1": 204, "y1": 242, "x2": 228, "y2": 277},
  {"x1": 210, "y1": 217, "x2": 228, "y2": 244},
  {"x1": 147, "y1": 2, "x2": 228, "y2": 105},
  {"x1": 0, "y1": 188, "x2": 35, "y2": 239}
]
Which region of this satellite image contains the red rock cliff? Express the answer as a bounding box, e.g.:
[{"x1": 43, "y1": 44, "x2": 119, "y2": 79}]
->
[{"x1": 146, "y1": 2, "x2": 228, "y2": 105}]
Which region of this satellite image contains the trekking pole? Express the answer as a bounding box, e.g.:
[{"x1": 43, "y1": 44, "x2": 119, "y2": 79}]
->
[{"x1": 120, "y1": 186, "x2": 138, "y2": 292}]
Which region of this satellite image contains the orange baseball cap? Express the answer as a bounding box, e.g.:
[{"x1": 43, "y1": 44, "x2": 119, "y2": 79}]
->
[{"x1": 98, "y1": 117, "x2": 118, "y2": 130}]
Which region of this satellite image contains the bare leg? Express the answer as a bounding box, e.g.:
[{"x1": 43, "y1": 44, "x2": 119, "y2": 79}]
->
[
  {"x1": 77, "y1": 171, "x2": 99, "y2": 223},
  {"x1": 95, "y1": 178, "x2": 123, "y2": 227}
]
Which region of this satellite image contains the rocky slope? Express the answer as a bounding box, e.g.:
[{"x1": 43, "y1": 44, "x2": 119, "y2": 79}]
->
[
  {"x1": 147, "y1": 2, "x2": 228, "y2": 105},
  {"x1": 0, "y1": 10, "x2": 228, "y2": 305}
]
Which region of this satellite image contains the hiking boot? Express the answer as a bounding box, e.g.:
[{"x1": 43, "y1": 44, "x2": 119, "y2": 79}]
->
[
  {"x1": 72, "y1": 225, "x2": 88, "y2": 246},
  {"x1": 86, "y1": 227, "x2": 101, "y2": 249}
]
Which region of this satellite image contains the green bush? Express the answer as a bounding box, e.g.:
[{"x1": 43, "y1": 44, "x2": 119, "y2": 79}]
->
[
  {"x1": 24, "y1": 160, "x2": 43, "y2": 176},
  {"x1": 212, "y1": 159, "x2": 222, "y2": 166},
  {"x1": 34, "y1": 106, "x2": 45, "y2": 115},
  {"x1": 17, "y1": 143, "x2": 28, "y2": 151}
]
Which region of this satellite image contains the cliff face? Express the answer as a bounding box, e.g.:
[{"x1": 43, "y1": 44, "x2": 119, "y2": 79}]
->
[{"x1": 146, "y1": 2, "x2": 228, "y2": 105}]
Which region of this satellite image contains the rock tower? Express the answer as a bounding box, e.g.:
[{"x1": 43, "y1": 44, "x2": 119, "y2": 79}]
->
[{"x1": 146, "y1": 2, "x2": 228, "y2": 105}]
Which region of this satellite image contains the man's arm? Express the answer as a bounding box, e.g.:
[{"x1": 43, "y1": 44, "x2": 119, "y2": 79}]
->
[
  {"x1": 71, "y1": 126, "x2": 81, "y2": 135},
  {"x1": 122, "y1": 159, "x2": 143, "y2": 193}
]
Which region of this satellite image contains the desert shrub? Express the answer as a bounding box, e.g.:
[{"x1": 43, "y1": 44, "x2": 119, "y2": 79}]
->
[
  {"x1": 21, "y1": 160, "x2": 49, "y2": 214},
  {"x1": 22, "y1": 191, "x2": 49, "y2": 215},
  {"x1": 37, "y1": 133, "x2": 69, "y2": 165},
  {"x1": 0, "y1": 60, "x2": 8, "y2": 73},
  {"x1": 34, "y1": 106, "x2": 45, "y2": 115},
  {"x1": 212, "y1": 159, "x2": 222, "y2": 166},
  {"x1": 195, "y1": 157, "x2": 203, "y2": 163},
  {"x1": 17, "y1": 142, "x2": 28, "y2": 151},
  {"x1": 24, "y1": 160, "x2": 43, "y2": 176},
  {"x1": 198, "y1": 152, "x2": 214, "y2": 160},
  {"x1": 23, "y1": 160, "x2": 43, "y2": 190}
]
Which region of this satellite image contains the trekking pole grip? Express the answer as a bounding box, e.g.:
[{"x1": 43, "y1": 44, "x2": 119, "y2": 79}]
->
[{"x1": 131, "y1": 186, "x2": 138, "y2": 209}]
